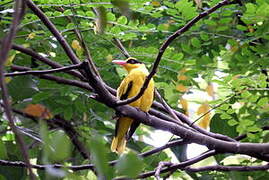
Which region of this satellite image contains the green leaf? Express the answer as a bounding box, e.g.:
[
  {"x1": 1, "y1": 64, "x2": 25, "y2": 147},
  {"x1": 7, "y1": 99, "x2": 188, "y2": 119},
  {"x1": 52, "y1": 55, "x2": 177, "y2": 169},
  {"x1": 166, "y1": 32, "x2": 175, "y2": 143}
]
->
[
  {"x1": 7, "y1": 76, "x2": 37, "y2": 102},
  {"x1": 117, "y1": 16, "x2": 128, "y2": 25},
  {"x1": 257, "y1": 97, "x2": 268, "y2": 107},
  {"x1": 228, "y1": 119, "x2": 238, "y2": 126},
  {"x1": 116, "y1": 152, "x2": 144, "y2": 178},
  {"x1": 49, "y1": 130, "x2": 71, "y2": 162},
  {"x1": 241, "y1": 91, "x2": 251, "y2": 99},
  {"x1": 191, "y1": 37, "x2": 201, "y2": 48},
  {"x1": 211, "y1": 114, "x2": 238, "y2": 138},
  {"x1": 89, "y1": 137, "x2": 113, "y2": 179},
  {"x1": 64, "y1": 105, "x2": 73, "y2": 120},
  {"x1": 0, "y1": 140, "x2": 7, "y2": 159},
  {"x1": 107, "y1": 12, "x2": 116, "y2": 21}
]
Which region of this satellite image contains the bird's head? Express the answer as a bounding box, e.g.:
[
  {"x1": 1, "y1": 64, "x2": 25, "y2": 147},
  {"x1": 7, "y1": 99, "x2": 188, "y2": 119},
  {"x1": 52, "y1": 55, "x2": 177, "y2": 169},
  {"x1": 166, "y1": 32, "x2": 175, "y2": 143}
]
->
[{"x1": 112, "y1": 57, "x2": 144, "y2": 72}]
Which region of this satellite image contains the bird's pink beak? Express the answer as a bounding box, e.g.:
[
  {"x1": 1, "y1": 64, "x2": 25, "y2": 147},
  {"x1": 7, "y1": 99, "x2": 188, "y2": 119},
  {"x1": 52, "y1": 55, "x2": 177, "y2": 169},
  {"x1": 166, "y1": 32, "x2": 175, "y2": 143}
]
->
[{"x1": 112, "y1": 60, "x2": 127, "y2": 66}]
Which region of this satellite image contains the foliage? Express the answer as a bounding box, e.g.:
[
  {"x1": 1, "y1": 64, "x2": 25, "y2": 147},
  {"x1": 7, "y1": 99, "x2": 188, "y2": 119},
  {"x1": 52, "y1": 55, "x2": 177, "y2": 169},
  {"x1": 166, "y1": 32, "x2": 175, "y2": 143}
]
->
[{"x1": 0, "y1": 0, "x2": 269, "y2": 179}]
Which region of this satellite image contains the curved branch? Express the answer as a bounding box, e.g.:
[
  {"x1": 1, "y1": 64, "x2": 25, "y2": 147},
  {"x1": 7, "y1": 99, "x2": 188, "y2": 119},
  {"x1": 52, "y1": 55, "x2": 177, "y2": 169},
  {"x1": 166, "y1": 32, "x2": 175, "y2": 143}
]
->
[
  {"x1": 132, "y1": 150, "x2": 217, "y2": 179},
  {"x1": 115, "y1": 0, "x2": 235, "y2": 106}
]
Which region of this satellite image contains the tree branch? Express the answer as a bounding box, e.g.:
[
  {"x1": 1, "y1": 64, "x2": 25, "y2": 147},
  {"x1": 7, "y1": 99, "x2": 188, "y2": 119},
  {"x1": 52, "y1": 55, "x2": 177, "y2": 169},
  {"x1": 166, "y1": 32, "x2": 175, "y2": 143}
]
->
[
  {"x1": 153, "y1": 101, "x2": 236, "y2": 142},
  {"x1": 112, "y1": 38, "x2": 130, "y2": 58},
  {"x1": 9, "y1": 44, "x2": 86, "y2": 80},
  {"x1": 112, "y1": 35, "x2": 236, "y2": 143},
  {"x1": 10, "y1": 42, "x2": 233, "y2": 144},
  {"x1": 0, "y1": 0, "x2": 35, "y2": 179},
  {"x1": 186, "y1": 163, "x2": 269, "y2": 172},
  {"x1": 5, "y1": 63, "x2": 83, "y2": 76},
  {"x1": 155, "y1": 161, "x2": 173, "y2": 180},
  {"x1": 115, "y1": 0, "x2": 235, "y2": 106},
  {"x1": 10, "y1": 65, "x2": 93, "y2": 91},
  {"x1": 0, "y1": 139, "x2": 187, "y2": 172}
]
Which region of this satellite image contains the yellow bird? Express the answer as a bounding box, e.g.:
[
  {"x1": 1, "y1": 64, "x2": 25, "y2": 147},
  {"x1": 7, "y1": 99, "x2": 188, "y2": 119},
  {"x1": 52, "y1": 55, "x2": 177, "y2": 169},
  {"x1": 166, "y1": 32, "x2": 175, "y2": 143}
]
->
[{"x1": 111, "y1": 57, "x2": 154, "y2": 154}]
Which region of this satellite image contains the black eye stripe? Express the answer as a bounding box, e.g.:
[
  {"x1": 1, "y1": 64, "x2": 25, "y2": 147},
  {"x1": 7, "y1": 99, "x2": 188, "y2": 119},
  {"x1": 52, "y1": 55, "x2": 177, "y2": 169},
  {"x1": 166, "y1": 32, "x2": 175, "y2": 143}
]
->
[{"x1": 127, "y1": 58, "x2": 142, "y2": 64}]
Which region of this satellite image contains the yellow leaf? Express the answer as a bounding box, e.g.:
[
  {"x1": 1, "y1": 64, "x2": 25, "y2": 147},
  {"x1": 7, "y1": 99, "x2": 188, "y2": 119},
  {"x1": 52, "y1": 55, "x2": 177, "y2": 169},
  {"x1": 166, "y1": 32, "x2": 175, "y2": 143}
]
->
[
  {"x1": 179, "y1": 98, "x2": 189, "y2": 116},
  {"x1": 198, "y1": 113, "x2": 211, "y2": 129},
  {"x1": 5, "y1": 54, "x2": 15, "y2": 66},
  {"x1": 205, "y1": 83, "x2": 214, "y2": 97},
  {"x1": 179, "y1": 68, "x2": 187, "y2": 74},
  {"x1": 71, "y1": 40, "x2": 82, "y2": 51},
  {"x1": 28, "y1": 32, "x2": 36, "y2": 39},
  {"x1": 177, "y1": 75, "x2": 188, "y2": 81},
  {"x1": 248, "y1": 25, "x2": 254, "y2": 33},
  {"x1": 176, "y1": 84, "x2": 188, "y2": 92},
  {"x1": 151, "y1": 1, "x2": 160, "y2": 7},
  {"x1": 23, "y1": 104, "x2": 53, "y2": 119},
  {"x1": 179, "y1": 98, "x2": 188, "y2": 110},
  {"x1": 197, "y1": 103, "x2": 210, "y2": 115},
  {"x1": 197, "y1": 103, "x2": 211, "y2": 129},
  {"x1": 106, "y1": 54, "x2": 113, "y2": 62},
  {"x1": 5, "y1": 77, "x2": 11, "y2": 84}
]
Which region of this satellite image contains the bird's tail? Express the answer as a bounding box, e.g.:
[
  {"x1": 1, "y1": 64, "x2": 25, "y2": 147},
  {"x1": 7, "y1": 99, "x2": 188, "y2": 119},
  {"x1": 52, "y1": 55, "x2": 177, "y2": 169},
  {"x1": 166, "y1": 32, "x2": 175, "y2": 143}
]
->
[{"x1": 111, "y1": 117, "x2": 133, "y2": 154}]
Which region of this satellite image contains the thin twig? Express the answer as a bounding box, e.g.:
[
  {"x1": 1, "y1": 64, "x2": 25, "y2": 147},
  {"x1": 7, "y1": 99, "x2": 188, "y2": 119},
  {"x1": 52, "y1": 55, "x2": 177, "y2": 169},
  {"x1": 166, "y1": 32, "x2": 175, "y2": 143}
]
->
[
  {"x1": 5, "y1": 63, "x2": 82, "y2": 76},
  {"x1": 153, "y1": 101, "x2": 236, "y2": 142},
  {"x1": 0, "y1": 139, "x2": 187, "y2": 172},
  {"x1": 10, "y1": 65, "x2": 93, "y2": 91},
  {"x1": 116, "y1": 0, "x2": 235, "y2": 106},
  {"x1": 57, "y1": 5, "x2": 101, "y2": 78},
  {"x1": 136, "y1": 150, "x2": 216, "y2": 179},
  {"x1": 0, "y1": 0, "x2": 36, "y2": 179},
  {"x1": 155, "y1": 89, "x2": 183, "y2": 124},
  {"x1": 0, "y1": 159, "x2": 268, "y2": 173},
  {"x1": 112, "y1": 38, "x2": 130, "y2": 58},
  {"x1": 191, "y1": 93, "x2": 236, "y2": 126},
  {"x1": 8, "y1": 43, "x2": 86, "y2": 80},
  {"x1": 155, "y1": 162, "x2": 173, "y2": 180}
]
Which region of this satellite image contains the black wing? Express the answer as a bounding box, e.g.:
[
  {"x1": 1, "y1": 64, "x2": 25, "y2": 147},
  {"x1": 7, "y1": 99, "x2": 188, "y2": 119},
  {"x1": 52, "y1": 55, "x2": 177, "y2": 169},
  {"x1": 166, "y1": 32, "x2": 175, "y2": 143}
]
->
[
  {"x1": 114, "y1": 81, "x2": 133, "y2": 137},
  {"x1": 120, "y1": 81, "x2": 133, "y2": 100}
]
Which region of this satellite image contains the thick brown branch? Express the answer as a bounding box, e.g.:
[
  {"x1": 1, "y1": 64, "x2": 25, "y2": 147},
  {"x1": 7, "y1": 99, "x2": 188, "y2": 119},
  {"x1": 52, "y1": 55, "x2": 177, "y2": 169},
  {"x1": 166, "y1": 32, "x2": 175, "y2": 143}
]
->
[{"x1": 115, "y1": 104, "x2": 269, "y2": 158}]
